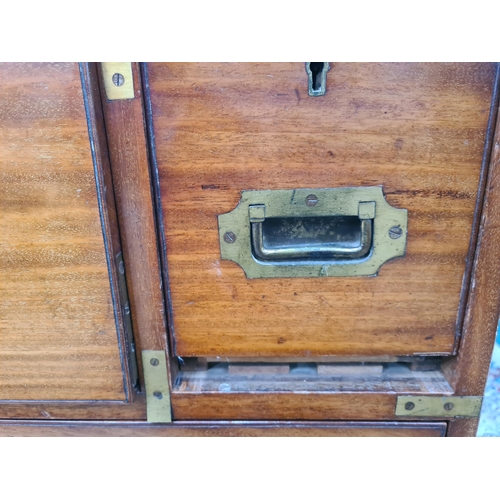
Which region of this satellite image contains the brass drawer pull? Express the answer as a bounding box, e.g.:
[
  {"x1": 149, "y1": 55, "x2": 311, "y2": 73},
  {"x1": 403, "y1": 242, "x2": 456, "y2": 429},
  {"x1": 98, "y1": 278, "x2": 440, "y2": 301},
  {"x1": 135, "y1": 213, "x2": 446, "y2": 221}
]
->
[
  {"x1": 250, "y1": 213, "x2": 373, "y2": 262},
  {"x1": 218, "y1": 187, "x2": 407, "y2": 279}
]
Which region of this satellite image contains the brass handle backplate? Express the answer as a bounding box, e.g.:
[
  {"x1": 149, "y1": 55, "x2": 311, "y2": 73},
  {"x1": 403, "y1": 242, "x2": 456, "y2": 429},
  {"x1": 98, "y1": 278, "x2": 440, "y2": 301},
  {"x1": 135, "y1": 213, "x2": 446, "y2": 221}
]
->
[{"x1": 218, "y1": 187, "x2": 407, "y2": 279}]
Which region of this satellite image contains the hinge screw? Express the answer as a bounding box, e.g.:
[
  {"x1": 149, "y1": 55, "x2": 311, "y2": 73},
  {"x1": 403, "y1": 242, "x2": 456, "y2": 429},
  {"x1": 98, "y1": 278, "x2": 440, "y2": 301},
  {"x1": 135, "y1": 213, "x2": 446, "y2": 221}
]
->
[
  {"x1": 224, "y1": 231, "x2": 237, "y2": 243},
  {"x1": 153, "y1": 391, "x2": 163, "y2": 399},
  {"x1": 444, "y1": 402, "x2": 454, "y2": 411},
  {"x1": 306, "y1": 194, "x2": 319, "y2": 207},
  {"x1": 405, "y1": 402, "x2": 415, "y2": 410},
  {"x1": 150, "y1": 358, "x2": 159, "y2": 366},
  {"x1": 389, "y1": 226, "x2": 403, "y2": 239},
  {"x1": 112, "y1": 73, "x2": 125, "y2": 87},
  {"x1": 118, "y1": 260, "x2": 125, "y2": 274}
]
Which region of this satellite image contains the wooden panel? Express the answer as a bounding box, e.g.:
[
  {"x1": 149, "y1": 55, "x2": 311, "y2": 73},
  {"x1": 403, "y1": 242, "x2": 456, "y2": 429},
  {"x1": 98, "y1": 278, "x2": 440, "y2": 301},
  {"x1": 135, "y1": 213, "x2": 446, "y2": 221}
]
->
[
  {"x1": 0, "y1": 420, "x2": 447, "y2": 436},
  {"x1": 171, "y1": 393, "x2": 428, "y2": 421},
  {"x1": 446, "y1": 418, "x2": 479, "y2": 437},
  {"x1": 146, "y1": 62, "x2": 496, "y2": 358},
  {"x1": 0, "y1": 394, "x2": 146, "y2": 420},
  {"x1": 0, "y1": 63, "x2": 126, "y2": 401},
  {"x1": 444, "y1": 86, "x2": 500, "y2": 437},
  {"x1": 97, "y1": 63, "x2": 170, "y2": 392}
]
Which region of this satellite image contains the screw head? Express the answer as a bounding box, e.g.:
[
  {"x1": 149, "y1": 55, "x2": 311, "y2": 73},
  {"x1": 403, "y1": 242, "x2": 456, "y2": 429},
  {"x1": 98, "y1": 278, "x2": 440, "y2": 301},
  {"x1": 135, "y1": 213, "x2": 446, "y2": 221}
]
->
[
  {"x1": 124, "y1": 302, "x2": 130, "y2": 315},
  {"x1": 306, "y1": 194, "x2": 319, "y2": 207},
  {"x1": 389, "y1": 225, "x2": 403, "y2": 239},
  {"x1": 224, "y1": 231, "x2": 237, "y2": 243},
  {"x1": 118, "y1": 260, "x2": 125, "y2": 275},
  {"x1": 150, "y1": 358, "x2": 159, "y2": 366},
  {"x1": 153, "y1": 391, "x2": 163, "y2": 400},
  {"x1": 444, "y1": 402, "x2": 454, "y2": 411},
  {"x1": 405, "y1": 402, "x2": 415, "y2": 411},
  {"x1": 112, "y1": 73, "x2": 125, "y2": 86}
]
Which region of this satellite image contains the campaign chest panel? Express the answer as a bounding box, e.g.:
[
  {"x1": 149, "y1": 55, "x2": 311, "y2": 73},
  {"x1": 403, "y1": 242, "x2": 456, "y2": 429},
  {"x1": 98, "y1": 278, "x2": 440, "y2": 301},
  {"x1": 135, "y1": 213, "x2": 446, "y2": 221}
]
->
[
  {"x1": 0, "y1": 63, "x2": 130, "y2": 401},
  {"x1": 146, "y1": 62, "x2": 496, "y2": 358}
]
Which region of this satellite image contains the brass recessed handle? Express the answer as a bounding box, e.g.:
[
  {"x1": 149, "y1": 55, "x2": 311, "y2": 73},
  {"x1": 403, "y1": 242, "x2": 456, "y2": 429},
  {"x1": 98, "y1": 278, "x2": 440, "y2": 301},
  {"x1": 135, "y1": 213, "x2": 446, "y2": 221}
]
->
[
  {"x1": 218, "y1": 187, "x2": 407, "y2": 279},
  {"x1": 250, "y1": 217, "x2": 372, "y2": 262}
]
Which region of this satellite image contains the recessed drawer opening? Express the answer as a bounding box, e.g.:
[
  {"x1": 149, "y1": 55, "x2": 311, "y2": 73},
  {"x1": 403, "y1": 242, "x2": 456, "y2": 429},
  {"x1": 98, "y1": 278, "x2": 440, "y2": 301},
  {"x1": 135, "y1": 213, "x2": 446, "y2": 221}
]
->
[{"x1": 174, "y1": 358, "x2": 452, "y2": 395}]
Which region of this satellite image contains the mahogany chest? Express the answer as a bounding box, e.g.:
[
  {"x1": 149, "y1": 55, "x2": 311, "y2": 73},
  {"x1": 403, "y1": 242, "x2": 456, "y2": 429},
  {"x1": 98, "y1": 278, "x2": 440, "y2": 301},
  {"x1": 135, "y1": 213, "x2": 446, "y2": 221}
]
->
[{"x1": 1, "y1": 62, "x2": 499, "y2": 436}]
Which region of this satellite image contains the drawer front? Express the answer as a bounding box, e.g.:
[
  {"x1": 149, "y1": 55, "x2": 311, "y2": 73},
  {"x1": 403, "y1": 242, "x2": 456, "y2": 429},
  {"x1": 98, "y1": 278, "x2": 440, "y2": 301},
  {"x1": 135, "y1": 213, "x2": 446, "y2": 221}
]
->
[
  {"x1": 146, "y1": 62, "x2": 496, "y2": 357},
  {"x1": 0, "y1": 420, "x2": 447, "y2": 436}
]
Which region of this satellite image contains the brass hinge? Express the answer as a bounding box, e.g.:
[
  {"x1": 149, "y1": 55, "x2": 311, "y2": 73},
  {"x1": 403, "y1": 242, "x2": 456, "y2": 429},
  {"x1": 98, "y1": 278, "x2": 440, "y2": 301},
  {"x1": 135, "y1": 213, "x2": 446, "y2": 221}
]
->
[
  {"x1": 142, "y1": 350, "x2": 172, "y2": 423},
  {"x1": 115, "y1": 252, "x2": 139, "y2": 389},
  {"x1": 101, "y1": 62, "x2": 135, "y2": 100},
  {"x1": 395, "y1": 396, "x2": 483, "y2": 418}
]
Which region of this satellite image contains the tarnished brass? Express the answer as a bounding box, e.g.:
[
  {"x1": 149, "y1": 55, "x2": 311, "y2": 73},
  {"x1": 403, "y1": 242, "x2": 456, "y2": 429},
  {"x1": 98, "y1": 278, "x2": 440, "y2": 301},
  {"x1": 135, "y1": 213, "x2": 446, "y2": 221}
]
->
[
  {"x1": 305, "y1": 62, "x2": 330, "y2": 96},
  {"x1": 395, "y1": 396, "x2": 482, "y2": 417},
  {"x1": 101, "y1": 63, "x2": 135, "y2": 100},
  {"x1": 142, "y1": 350, "x2": 172, "y2": 423},
  {"x1": 251, "y1": 218, "x2": 373, "y2": 261},
  {"x1": 218, "y1": 187, "x2": 407, "y2": 279}
]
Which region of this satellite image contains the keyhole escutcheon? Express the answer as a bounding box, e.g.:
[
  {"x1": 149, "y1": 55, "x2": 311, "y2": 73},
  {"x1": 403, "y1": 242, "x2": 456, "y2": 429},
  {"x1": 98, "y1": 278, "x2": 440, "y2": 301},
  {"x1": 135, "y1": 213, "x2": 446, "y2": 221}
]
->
[{"x1": 305, "y1": 62, "x2": 330, "y2": 96}]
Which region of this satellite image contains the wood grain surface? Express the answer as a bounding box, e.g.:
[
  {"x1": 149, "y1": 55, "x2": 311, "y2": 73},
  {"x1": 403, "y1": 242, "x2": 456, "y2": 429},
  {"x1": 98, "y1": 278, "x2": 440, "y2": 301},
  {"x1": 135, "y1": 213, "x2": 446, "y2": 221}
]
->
[
  {"x1": 0, "y1": 63, "x2": 126, "y2": 401},
  {"x1": 146, "y1": 62, "x2": 496, "y2": 358},
  {"x1": 0, "y1": 394, "x2": 146, "y2": 420},
  {"x1": 0, "y1": 419, "x2": 446, "y2": 437},
  {"x1": 445, "y1": 96, "x2": 500, "y2": 437},
  {"x1": 171, "y1": 392, "x2": 443, "y2": 421},
  {"x1": 446, "y1": 418, "x2": 479, "y2": 437},
  {"x1": 97, "y1": 63, "x2": 170, "y2": 391}
]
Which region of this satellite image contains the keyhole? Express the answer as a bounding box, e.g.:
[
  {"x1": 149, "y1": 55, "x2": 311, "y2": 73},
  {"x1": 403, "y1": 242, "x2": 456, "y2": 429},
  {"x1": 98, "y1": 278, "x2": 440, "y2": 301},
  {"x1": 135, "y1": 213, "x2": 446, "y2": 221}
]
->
[
  {"x1": 306, "y1": 62, "x2": 329, "y2": 96},
  {"x1": 310, "y1": 62, "x2": 324, "y2": 91}
]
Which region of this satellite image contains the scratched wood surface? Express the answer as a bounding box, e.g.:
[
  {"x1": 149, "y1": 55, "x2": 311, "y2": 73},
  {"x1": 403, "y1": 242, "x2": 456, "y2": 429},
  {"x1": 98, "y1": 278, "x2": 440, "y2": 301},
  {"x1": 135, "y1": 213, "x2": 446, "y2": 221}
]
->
[
  {"x1": 0, "y1": 420, "x2": 446, "y2": 437},
  {"x1": 0, "y1": 63, "x2": 126, "y2": 401},
  {"x1": 147, "y1": 62, "x2": 496, "y2": 357}
]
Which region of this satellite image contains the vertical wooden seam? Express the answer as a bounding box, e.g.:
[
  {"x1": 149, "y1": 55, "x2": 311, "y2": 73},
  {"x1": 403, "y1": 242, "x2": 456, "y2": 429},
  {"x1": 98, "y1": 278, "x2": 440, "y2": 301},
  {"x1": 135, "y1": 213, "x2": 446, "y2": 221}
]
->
[
  {"x1": 79, "y1": 62, "x2": 134, "y2": 401},
  {"x1": 96, "y1": 62, "x2": 173, "y2": 396},
  {"x1": 446, "y1": 95, "x2": 500, "y2": 436},
  {"x1": 140, "y1": 62, "x2": 179, "y2": 388},
  {"x1": 454, "y1": 63, "x2": 500, "y2": 353}
]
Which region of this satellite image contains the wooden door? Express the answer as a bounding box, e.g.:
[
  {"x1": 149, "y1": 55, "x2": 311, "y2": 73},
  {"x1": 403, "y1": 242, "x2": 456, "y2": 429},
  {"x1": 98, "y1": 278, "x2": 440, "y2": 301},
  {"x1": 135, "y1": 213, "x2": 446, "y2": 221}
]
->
[{"x1": 0, "y1": 63, "x2": 135, "y2": 402}]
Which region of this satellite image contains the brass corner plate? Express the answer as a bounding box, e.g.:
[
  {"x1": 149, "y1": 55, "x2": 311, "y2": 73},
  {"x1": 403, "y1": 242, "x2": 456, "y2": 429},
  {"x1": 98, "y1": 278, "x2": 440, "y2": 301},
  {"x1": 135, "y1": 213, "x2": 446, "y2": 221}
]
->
[
  {"x1": 395, "y1": 396, "x2": 482, "y2": 418},
  {"x1": 101, "y1": 62, "x2": 135, "y2": 101},
  {"x1": 142, "y1": 350, "x2": 172, "y2": 423},
  {"x1": 218, "y1": 186, "x2": 407, "y2": 279}
]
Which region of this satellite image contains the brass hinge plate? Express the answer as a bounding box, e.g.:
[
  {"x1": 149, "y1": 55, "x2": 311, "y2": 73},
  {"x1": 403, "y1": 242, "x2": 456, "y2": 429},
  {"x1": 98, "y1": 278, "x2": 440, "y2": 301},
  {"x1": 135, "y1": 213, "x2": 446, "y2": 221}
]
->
[
  {"x1": 142, "y1": 350, "x2": 172, "y2": 423},
  {"x1": 101, "y1": 62, "x2": 135, "y2": 100},
  {"x1": 395, "y1": 396, "x2": 482, "y2": 418}
]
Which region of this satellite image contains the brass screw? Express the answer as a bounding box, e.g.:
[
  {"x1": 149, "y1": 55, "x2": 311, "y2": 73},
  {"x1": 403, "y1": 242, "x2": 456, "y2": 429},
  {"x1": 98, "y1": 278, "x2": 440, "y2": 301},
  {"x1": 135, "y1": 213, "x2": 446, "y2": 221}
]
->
[
  {"x1": 306, "y1": 194, "x2": 319, "y2": 207},
  {"x1": 150, "y1": 358, "x2": 159, "y2": 366},
  {"x1": 153, "y1": 391, "x2": 163, "y2": 399},
  {"x1": 389, "y1": 226, "x2": 403, "y2": 239},
  {"x1": 444, "y1": 402, "x2": 454, "y2": 411},
  {"x1": 112, "y1": 73, "x2": 125, "y2": 87},
  {"x1": 224, "y1": 231, "x2": 237, "y2": 243},
  {"x1": 405, "y1": 402, "x2": 415, "y2": 411}
]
